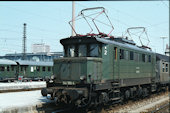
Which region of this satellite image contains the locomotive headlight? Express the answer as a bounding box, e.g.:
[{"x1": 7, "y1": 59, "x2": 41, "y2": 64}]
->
[
  {"x1": 51, "y1": 75, "x2": 55, "y2": 79},
  {"x1": 80, "y1": 76, "x2": 86, "y2": 81}
]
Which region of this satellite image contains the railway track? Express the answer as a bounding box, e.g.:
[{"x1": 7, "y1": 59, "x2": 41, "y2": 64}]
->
[
  {"x1": 36, "y1": 91, "x2": 169, "y2": 113},
  {"x1": 42, "y1": 91, "x2": 169, "y2": 113},
  {"x1": 87, "y1": 91, "x2": 169, "y2": 113},
  {"x1": 149, "y1": 103, "x2": 169, "y2": 113},
  {"x1": 37, "y1": 103, "x2": 86, "y2": 113}
]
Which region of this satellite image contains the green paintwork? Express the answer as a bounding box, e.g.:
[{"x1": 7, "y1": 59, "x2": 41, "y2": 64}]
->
[
  {"x1": 101, "y1": 44, "x2": 114, "y2": 81},
  {"x1": 0, "y1": 64, "x2": 17, "y2": 79},
  {"x1": 54, "y1": 36, "x2": 156, "y2": 86},
  {"x1": 0, "y1": 60, "x2": 53, "y2": 80},
  {"x1": 18, "y1": 65, "x2": 53, "y2": 79},
  {"x1": 54, "y1": 57, "x2": 102, "y2": 83},
  {"x1": 103, "y1": 44, "x2": 156, "y2": 81}
]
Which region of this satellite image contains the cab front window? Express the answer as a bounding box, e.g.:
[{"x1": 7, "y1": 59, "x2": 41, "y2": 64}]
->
[
  {"x1": 78, "y1": 45, "x2": 87, "y2": 57},
  {"x1": 64, "y1": 44, "x2": 101, "y2": 57},
  {"x1": 89, "y1": 44, "x2": 100, "y2": 57},
  {"x1": 67, "y1": 45, "x2": 76, "y2": 57}
]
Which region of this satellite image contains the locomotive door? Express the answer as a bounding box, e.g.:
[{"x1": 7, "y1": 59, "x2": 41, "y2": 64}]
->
[
  {"x1": 113, "y1": 46, "x2": 119, "y2": 80},
  {"x1": 60, "y1": 63, "x2": 70, "y2": 80}
]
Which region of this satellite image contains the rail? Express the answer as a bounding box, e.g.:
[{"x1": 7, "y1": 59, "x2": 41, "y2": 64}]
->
[{"x1": 150, "y1": 103, "x2": 169, "y2": 113}]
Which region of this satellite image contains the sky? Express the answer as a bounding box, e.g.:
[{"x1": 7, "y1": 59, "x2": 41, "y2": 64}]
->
[{"x1": 0, "y1": 1, "x2": 169, "y2": 56}]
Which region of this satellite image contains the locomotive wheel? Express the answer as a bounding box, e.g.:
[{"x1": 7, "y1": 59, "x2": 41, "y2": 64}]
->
[
  {"x1": 54, "y1": 95, "x2": 74, "y2": 109},
  {"x1": 125, "y1": 90, "x2": 130, "y2": 100},
  {"x1": 137, "y1": 87, "x2": 143, "y2": 98},
  {"x1": 120, "y1": 94, "x2": 125, "y2": 105},
  {"x1": 76, "y1": 97, "x2": 90, "y2": 108},
  {"x1": 81, "y1": 98, "x2": 89, "y2": 106},
  {"x1": 142, "y1": 88, "x2": 148, "y2": 98}
]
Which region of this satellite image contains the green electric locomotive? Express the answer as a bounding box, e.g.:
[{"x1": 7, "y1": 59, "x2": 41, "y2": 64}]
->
[
  {"x1": 42, "y1": 35, "x2": 159, "y2": 108},
  {"x1": 41, "y1": 7, "x2": 169, "y2": 108}
]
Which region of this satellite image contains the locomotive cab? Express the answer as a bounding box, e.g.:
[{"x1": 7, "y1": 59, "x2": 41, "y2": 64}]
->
[
  {"x1": 41, "y1": 35, "x2": 106, "y2": 108},
  {"x1": 53, "y1": 36, "x2": 103, "y2": 85}
]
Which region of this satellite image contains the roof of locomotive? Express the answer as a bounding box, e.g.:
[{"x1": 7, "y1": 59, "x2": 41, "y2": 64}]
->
[
  {"x1": 60, "y1": 35, "x2": 99, "y2": 45},
  {"x1": 16, "y1": 60, "x2": 53, "y2": 66},
  {"x1": 0, "y1": 59, "x2": 17, "y2": 65},
  {"x1": 61, "y1": 35, "x2": 154, "y2": 54},
  {"x1": 96, "y1": 37, "x2": 154, "y2": 54},
  {"x1": 156, "y1": 53, "x2": 169, "y2": 62}
]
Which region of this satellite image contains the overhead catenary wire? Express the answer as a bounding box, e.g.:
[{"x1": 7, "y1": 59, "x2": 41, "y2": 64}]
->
[
  {"x1": 76, "y1": 2, "x2": 132, "y2": 29},
  {"x1": 0, "y1": 4, "x2": 70, "y2": 44},
  {"x1": 75, "y1": 2, "x2": 166, "y2": 43},
  {"x1": 0, "y1": 25, "x2": 63, "y2": 41},
  {"x1": 96, "y1": 1, "x2": 169, "y2": 32},
  {"x1": 96, "y1": 1, "x2": 154, "y2": 27},
  {"x1": 1, "y1": 2, "x2": 131, "y2": 38},
  {"x1": 160, "y1": 0, "x2": 169, "y2": 8},
  {"x1": 96, "y1": 2, "x2": 168, "y2": 39},
  {"x1": 0, "y1": 5, "x2": 66, "y2": 23},
  {"x1": 75, "y1": 2, "x2": 132, "y2": 36},
  {"x1": 76, "y1": 2, "x2": 168, "y2": 53},
  {"x1": 0, "y1": 2, "x2": 168, "y2": 55},
  {"x1": 0, "y1": 24, "x2": 64, "y2": 36},
  {"x1": 146, "y1": 21, "x2": 169, "y2": 28},
  {"x1": 0, "y1": 29, "x2": 21, "y2": 33}
]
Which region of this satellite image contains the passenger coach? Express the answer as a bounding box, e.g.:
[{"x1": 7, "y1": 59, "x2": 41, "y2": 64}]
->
[
  {"x1": 16, "y1": 60, "x2": 53, "y2": 81},
  {"x1": 0, "y1": 59, "x2": 53, "y2": 82},
  {"x1": 0, "y1": 59, "x2": 17, "y2": 81}
]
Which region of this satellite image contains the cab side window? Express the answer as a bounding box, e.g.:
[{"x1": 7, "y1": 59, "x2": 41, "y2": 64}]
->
[
  {"x1": 120, "y1": 49, "x2": 124, "y2": 59},
  {"x1": 148, "y1": 55, "x2": 151, "y2": 62},
  {"x1": 134, "y1": 53, "x2": 139, "y2": 61},
  {"x1": 125, "y1": 50, "x2": 128, "y2": 60},
  {"x1": 37, "y1": 66, "x2": 40, "y2": 72},
  {"x1": 130, "y1": 51, "x2": 134, "y2": 60},
  {"x1": 48, "y1": 67, "x2": 51, "y2": 72},
  {"x1": 42, "y1": 67, "x2": 46, "y2": 71},
  {"x1": 7, "y1": 66, "x2": 10, "y2": 71},
  {"x1": 142, "y1": 54, "x2": 145, "y2": 62},
  {"x1": 145, "y1": 55, "x2": 147, "y2": 62},
  {"x1": 0, "y1": 66, "x2": 5, "y2": 71},
  {"x1": 11, "y1": 66, "x2": 14, "y2": 71}
]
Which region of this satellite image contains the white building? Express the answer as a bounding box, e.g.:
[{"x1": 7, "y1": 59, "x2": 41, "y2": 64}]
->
[{"x1": 32, "y1": 43, "x2": 50, "y2": 54}]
